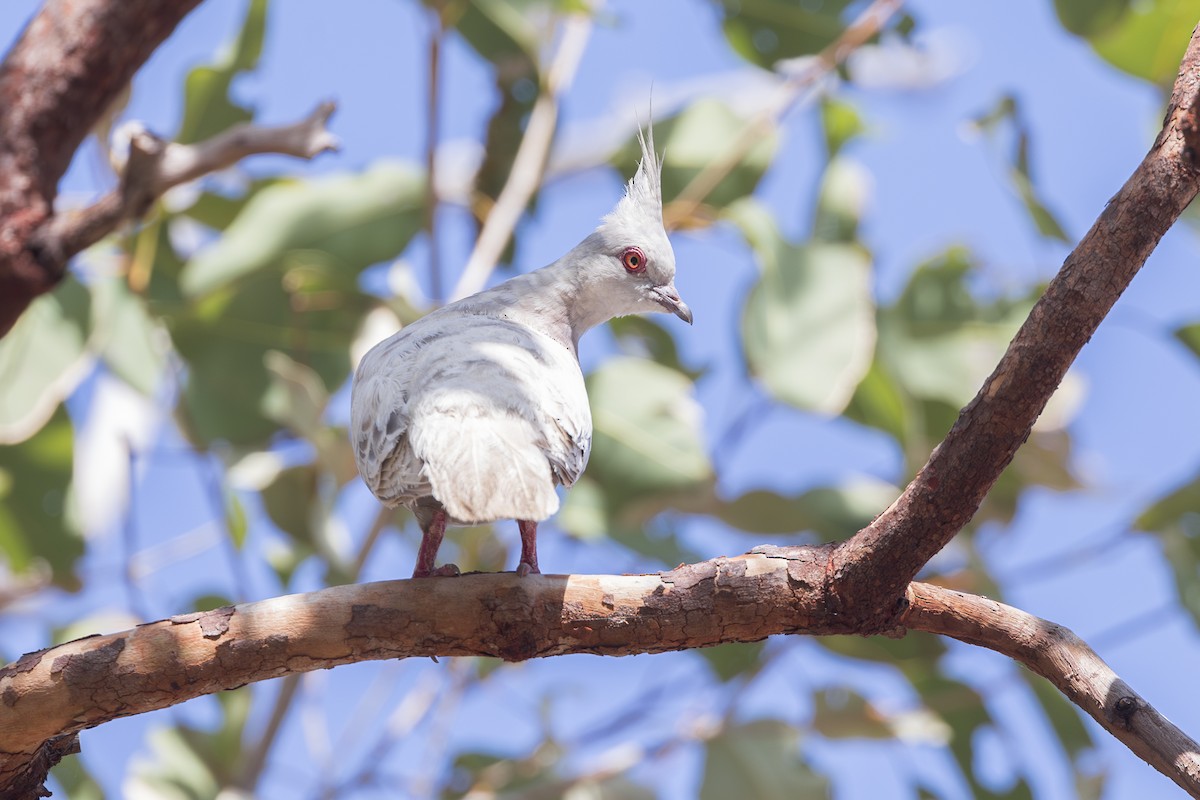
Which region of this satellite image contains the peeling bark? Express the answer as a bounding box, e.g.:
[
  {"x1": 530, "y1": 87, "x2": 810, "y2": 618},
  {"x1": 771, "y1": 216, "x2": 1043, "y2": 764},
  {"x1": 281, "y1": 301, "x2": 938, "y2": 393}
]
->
[{"x1": 4, "y1": 560, "x2": 1200, "y2": 796}]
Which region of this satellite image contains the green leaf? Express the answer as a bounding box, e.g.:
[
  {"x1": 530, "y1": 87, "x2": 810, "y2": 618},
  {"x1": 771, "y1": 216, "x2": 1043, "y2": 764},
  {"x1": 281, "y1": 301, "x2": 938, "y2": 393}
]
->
[
  {"x1": 181, "y1": 162, "x2": 425, "y2": 298},
  {"x1": 586, "y1": 357, "x2": 712, "y2": 504},
  {"x1": 730, "y1": 200, "x2": 875, "y2": 414},
  {"x1": 970, "y1": 95, "x2": 1069, "y2": 242},
  {"x1": 843, "y1": 357, "x2": 909, "y2": 443},
  {"x1": 261, "y1": 463, "x2": 319, "y2": 545},
  {"x1": 171, "y1": 250, "x2": 375, "y2": 447},
  {"x1": 698, "y1": 641, "x2": 766, "y2": 681},
  {"x1": 47, "y1": 755, "x2": 104, "y2": 800},
  {"x1": 820, "y1": 96, "x2": 865, "y2": 159},
  {"x1": 1054, "y1": 0, "x2": 1131, "y2": 36},
  {"x1": 700, "y1": 720, "x2": 828, "y2": 800},
  {"x1": 0, "y1": 406, "x2": 83, "y2": 588},
  {"x1": 879, "y1": 247, "x2": 1033, "y2": 409},
  {"x1": 0, "y1": 278, "x2": 90, "y2": 443},
  {"x1": 1020, "y1": 670, "x2": 1094, "y2": 760},
  {"x1": 262, "y1": 350, "x2": 329, "y2": 437},
  {"x1": 715, "y1": 0, "x2": 853, "y2": 69},
  {"x1": 176, "y1": 0, "x2": 268, "y2": 144},
  {"x1": 1135, "y1": 473, "x2": 1200, "y2": 627},
  {"x1": 1175, "y1": 320, "x2": 1200, "y2": 360},
  {"x1": 92, "y1": 276, "x2": 167, "y2": 395},
  {"x1": 812, "y1": 157, "x2": 871, "y2": 244},
  {"x1": 1089, "y1": 0, "x2": 1200, "y2": 85},
  {"x1": 710, "y1": 481, "x2": 896, "y2": 540},
  {"x1": 616, "y1": 99, "x2": 778, "y2": 211},
  {"x1": 608, "y1": 315, "x2": 703, "y2": 380},
  {"x1": 811, "y1": 688, "x2": 893, "y2": 739}
]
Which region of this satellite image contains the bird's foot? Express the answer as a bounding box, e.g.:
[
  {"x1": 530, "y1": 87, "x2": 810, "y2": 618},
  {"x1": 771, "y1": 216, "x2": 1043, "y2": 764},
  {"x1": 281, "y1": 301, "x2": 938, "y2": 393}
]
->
[
  {"x1": 516, "y1": 561, "x2": 540, "y2": 577},
  {"x1": 413, "y1": 563, "x2": 461, "y2": 578}
]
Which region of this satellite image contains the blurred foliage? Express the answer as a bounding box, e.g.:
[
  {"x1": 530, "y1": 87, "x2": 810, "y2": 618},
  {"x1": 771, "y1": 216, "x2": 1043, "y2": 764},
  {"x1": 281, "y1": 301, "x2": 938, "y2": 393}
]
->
[{"x1": 3, "y1": 0, "x2": 1194, "y2": 797}]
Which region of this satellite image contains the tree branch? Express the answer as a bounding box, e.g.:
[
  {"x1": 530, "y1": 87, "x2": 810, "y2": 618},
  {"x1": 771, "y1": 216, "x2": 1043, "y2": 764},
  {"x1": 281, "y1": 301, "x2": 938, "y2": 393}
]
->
[
  {"x1": 904, "y1": 583, "x2": 1200, "y2": 796},
  {"x1": 3, "y1": 553, "x2": 1197, "y2": 796},
  {"x1": 827, "y1": 22, "x2": 1200, "y2": 629},
  {"x1": 31, "y1": 102, "x2": 340, "y2": 266},
  {"x1": 0, "y1": 0, "x2": 203, "y2": 336}
]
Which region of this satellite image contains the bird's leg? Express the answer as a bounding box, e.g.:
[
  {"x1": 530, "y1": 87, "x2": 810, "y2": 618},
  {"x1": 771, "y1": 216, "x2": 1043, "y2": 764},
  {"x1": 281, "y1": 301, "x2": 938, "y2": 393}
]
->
[
  {"x1": 413, "y1": 509, "x2": 460, "y2": 578},
  {"x1": 516, "y1": 519, "x2": 540, "y2": 577}
]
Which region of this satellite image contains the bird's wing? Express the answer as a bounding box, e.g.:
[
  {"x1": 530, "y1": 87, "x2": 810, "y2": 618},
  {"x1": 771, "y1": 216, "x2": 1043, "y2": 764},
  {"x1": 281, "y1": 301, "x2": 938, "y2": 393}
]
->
[
  {"x1": 350, "y1": 328, "x2": 429, "y2": 508},
  {"x1": 351, "y1": 314, "x2": 591, "y2": 523}
]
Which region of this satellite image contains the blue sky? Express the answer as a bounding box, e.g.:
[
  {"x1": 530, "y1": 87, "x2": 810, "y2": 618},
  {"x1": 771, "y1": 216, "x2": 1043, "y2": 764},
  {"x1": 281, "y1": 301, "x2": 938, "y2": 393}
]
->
[{"x1": 3, "y1": 1, "x2": 1200, "y2": 798}]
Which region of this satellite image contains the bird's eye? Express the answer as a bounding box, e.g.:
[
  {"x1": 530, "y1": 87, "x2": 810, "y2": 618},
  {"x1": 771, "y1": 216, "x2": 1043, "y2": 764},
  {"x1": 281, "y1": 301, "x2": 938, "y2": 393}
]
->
[{"x1": 621, "y1": 247, "x2": 646, "y2": 273}]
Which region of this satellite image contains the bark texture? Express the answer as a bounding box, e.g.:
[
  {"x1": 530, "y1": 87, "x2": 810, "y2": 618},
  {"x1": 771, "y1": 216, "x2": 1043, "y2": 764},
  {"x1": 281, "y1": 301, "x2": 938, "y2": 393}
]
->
[
  {"x1": 0, "y1": 0, "x2": 202, "y2": 336},
  {"x1": 4, "y1": 557, "x2": 1200, "y2": 796},
  {"x1": 905, "y1": 583, "x2": 1200, "y2": 796}
]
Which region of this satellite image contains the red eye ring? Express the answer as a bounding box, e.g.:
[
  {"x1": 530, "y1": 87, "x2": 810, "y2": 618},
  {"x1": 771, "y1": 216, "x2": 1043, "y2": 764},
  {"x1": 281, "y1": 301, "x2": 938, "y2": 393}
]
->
[{"x1": 621, "y1": 246, "x2": 647, "y2": 273}]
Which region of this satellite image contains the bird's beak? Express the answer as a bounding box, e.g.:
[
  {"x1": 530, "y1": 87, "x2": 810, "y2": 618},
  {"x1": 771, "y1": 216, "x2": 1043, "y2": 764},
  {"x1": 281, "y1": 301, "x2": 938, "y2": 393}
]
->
[{"x1": 651, "y1": 284, "x2": 693, "y2": 325}]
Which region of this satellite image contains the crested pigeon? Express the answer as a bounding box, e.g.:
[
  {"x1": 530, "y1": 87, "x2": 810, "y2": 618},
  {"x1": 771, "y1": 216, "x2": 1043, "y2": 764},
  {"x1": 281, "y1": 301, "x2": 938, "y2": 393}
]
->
[{"x1": 350, "y1": 129, "x2": 690, "y2": 578}]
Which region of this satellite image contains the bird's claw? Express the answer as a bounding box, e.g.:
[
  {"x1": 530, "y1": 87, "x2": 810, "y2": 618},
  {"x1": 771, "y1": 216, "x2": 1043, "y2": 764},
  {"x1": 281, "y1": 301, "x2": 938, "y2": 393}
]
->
[
  {"x1": 413, "y1": 563, "x2": 461, "y2": 578},
  {"x1": 516, "y1": 562, "x2": 540, "y2": 577}
]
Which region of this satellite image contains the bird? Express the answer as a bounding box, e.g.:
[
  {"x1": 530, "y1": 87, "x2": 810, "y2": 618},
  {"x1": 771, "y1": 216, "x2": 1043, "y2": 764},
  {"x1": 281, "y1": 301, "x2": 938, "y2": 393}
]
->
[{"x1": 349, "y1": 128, "x2": 690, "y2": 578}]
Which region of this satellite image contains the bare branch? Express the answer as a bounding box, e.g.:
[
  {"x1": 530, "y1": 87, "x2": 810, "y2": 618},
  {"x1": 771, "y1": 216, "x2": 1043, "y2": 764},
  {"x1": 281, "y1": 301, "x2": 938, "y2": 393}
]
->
[
  {"x1": 666, "y1": 0, "x2": 903, "y2": 228},
  {"x1": 3, "y1": 556, "x2": 1197, "y2": 796},
  {"x1": 33, "y1": 102, "x2": 341, "y2": 268},
  {"x1": 0, "y1": 0, "x2": 204, "y2": 336},
  {"x1": 905, "y1": 583, "x2": 1200, "y2": 797},
  {"x1": 449, "y1": 6, "x2": 597, "y2": 301},
  {"x1": 828, "y1": 22, "x2": 1200, "y2": 629}
]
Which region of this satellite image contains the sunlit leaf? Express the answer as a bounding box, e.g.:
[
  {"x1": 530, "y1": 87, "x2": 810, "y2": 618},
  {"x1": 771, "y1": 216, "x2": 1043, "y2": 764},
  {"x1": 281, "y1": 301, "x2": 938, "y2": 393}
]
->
[
  {"x1": 181, "y1": 162, "x2": 425, "y2": 298},
  {"x1": 176, "y1": 0, "x2": 268, "y2": 144},
  {"x1": 586, "y1": 357, "x2": 711, "y2": 504},
  {"x1": 0, "y1": 279, "x2": 90, "y2": 444},
  {"x1": 730, "y1": 199, "x2": 875, "y2": 414},
  {"x1": 1089, "y1": 0, "x2": 1200, "y2": 85},
  {"x1": 820, "y1": 96, "x2": 865, "y2": 159},
  {"x1": 700, "y1": 720, "x2": 828, "y2": 800}
]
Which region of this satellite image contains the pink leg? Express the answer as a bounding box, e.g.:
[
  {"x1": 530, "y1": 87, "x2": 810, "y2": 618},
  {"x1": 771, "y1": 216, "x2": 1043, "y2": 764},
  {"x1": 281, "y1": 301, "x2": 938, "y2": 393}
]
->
[
  {"x1": 517, "y1": 519, "x2": 540, "y2": 577},
  {"x1": 412, "y1": 509, "x2": 460, "y2": 578}
]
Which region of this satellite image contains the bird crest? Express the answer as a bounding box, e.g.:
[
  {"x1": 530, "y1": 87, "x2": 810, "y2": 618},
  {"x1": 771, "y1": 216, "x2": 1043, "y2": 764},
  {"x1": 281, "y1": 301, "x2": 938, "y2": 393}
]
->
[{"x1": 604, "y1": 125, "x2": 663, "y2": 230}]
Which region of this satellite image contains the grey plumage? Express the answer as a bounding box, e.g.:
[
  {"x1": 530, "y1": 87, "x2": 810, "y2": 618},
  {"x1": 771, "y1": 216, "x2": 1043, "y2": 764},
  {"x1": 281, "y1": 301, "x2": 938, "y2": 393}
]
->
[{"x1": 350, "y1": 128, "x2": 690, "y2": 577}]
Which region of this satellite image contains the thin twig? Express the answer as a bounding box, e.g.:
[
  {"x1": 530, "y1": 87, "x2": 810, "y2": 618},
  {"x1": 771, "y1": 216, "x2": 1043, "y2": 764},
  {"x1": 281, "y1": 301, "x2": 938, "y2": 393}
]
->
[
  {"x1": 449, "y1": 5, "x2": 598, "y2": 301},
  {"x1": 666, "y1": 0, "x2": 903, "y2": 228},
  {"x1": 904, "y1": 582, "x2": 1200, "y2": 796},
  {"x1": 424, "y1": 6, "x2": 444, "y2": 303},
  {"x1": 32, "y1": 102, "x2": 340, "y2": 267},
  {"x1": 235, "y1": 673, "x2": 301, "y2": 790}
]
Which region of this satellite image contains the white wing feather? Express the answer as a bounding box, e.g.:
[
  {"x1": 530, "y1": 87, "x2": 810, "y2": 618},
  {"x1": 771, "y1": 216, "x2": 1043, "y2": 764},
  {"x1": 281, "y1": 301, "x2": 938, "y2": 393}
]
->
[{"x1": 350, "y1": 312, "x2": 591, "y2": 524}]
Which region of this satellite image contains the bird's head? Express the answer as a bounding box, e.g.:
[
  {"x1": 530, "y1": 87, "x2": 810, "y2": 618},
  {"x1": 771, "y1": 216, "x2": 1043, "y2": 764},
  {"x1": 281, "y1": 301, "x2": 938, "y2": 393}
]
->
[{"x1": 572, "y1": 126, "x2": 692, "y2": 326}]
